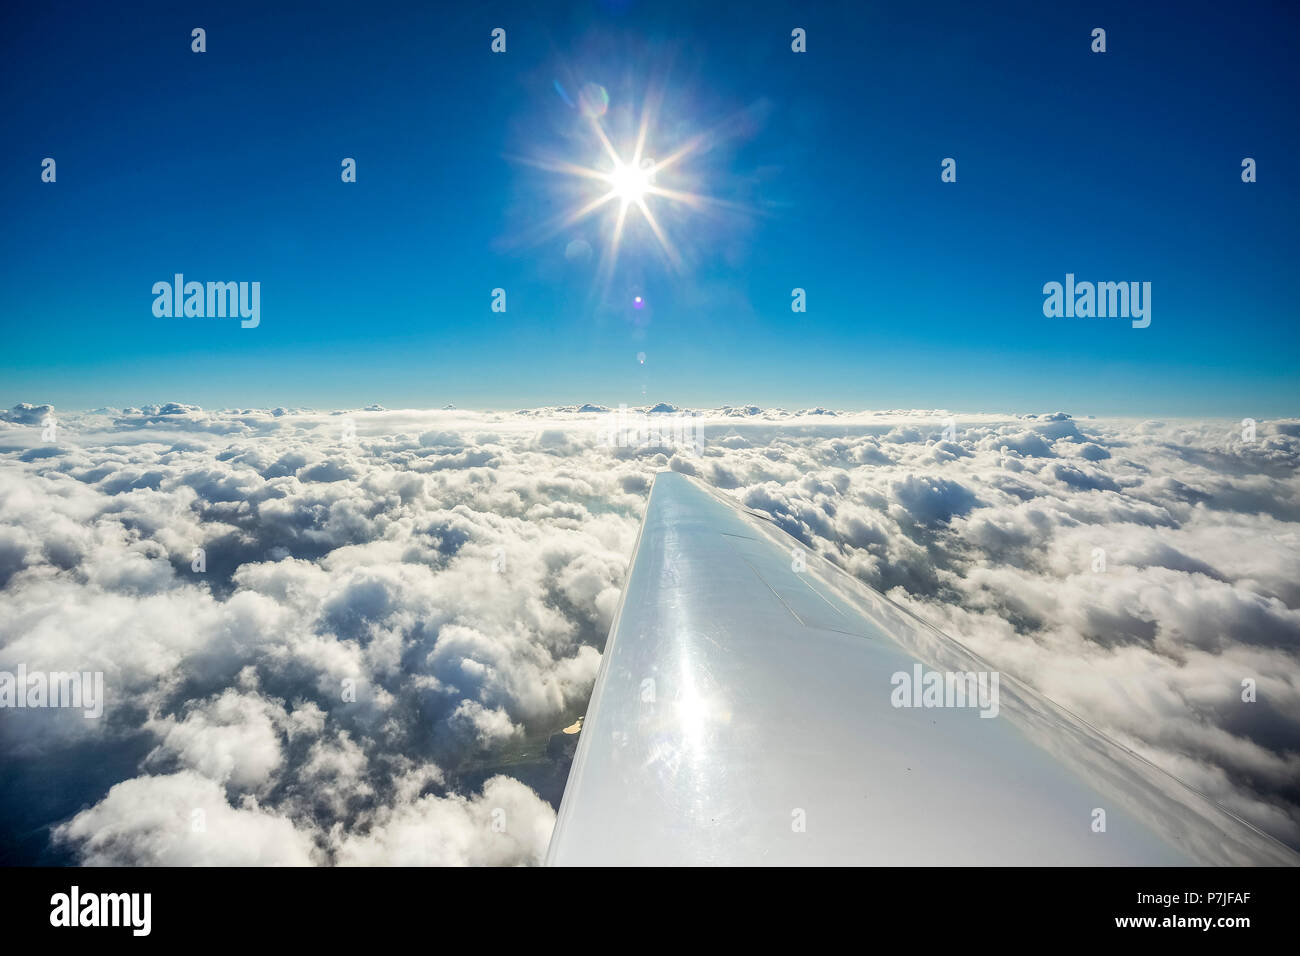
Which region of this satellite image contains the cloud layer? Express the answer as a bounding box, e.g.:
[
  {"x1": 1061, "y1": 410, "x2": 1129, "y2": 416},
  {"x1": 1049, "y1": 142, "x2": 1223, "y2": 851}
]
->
[{"x1": 2, "y1": 403, "x2": 1297, "y2": 862}]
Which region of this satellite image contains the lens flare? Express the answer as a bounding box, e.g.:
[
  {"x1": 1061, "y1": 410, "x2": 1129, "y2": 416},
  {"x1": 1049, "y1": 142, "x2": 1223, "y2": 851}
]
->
[{"x1": 578, "y1": 82, "x2": 609, "y2": 118}]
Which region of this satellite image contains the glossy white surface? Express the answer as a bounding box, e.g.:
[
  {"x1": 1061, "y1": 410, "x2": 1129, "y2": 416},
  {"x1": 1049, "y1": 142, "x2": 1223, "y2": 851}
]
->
[{"x1": 547, "y1": 471, "x2": 1297, "y2": 865}]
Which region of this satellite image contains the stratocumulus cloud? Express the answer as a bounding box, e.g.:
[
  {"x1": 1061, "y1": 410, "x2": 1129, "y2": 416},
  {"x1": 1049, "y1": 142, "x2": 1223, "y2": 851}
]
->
[{"x1": 1, "y1": 404, "x2": 1297, "y2": 863}]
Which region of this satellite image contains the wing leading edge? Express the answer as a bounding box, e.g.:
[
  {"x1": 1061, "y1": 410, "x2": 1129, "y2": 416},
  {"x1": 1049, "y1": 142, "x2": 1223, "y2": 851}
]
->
[{"x1": 546, "y1": 471, "x2": 1297, "y2": 865}]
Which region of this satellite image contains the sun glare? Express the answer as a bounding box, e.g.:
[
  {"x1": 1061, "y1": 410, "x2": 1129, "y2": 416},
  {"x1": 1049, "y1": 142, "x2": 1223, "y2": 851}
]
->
[
  {"x1": 607, "y1": 160, "x2": 650, "y2": 202},
  {"x1": 512, "y1": 81, "x2": 752, "y2": 290}
]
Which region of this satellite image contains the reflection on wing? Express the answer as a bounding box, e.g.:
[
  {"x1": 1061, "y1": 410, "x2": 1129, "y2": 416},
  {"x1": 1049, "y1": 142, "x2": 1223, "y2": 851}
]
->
[{"x1": 547, "y1": 471, "x2": 1298, "y2": 866}]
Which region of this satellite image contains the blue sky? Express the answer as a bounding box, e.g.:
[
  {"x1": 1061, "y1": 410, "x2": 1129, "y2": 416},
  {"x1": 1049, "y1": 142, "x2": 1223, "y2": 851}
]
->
[{"x1": 1, "y1": 0, "x2": 1297, "y2": 415}]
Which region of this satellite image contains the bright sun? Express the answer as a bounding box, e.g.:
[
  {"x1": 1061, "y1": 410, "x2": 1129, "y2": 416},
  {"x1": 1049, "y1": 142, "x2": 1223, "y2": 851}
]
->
[
  {"x1": 516, "y1": 83, "x2": 744, "y2": 286},
  {"x1": 607, "y1": 160, "x2": 650, "y2": 202}
]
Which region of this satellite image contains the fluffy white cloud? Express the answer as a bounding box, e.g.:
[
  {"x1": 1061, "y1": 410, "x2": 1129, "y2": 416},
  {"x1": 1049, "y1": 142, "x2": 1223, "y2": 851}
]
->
[
  {"x1": 52, "y1": 770, "x2": 320, "y2": 866},
  {"x1": 332, "y1": 774, "x2": 555, "y2": 866},
  {"x1": 3, "y1": 403, "x2": 1299, "y2": 860}
]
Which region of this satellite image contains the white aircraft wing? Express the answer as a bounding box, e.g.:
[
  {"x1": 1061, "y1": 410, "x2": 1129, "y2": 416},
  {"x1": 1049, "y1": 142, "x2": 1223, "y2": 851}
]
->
[{"x1": 546, "y1": 470, "x2": 1297, "y2": 865}]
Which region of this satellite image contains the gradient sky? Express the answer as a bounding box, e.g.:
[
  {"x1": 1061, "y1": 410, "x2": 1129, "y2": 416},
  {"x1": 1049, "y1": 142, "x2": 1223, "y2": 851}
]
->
[{"x1": 2, "y1": 0, "x2": 1297, "y2": 415}]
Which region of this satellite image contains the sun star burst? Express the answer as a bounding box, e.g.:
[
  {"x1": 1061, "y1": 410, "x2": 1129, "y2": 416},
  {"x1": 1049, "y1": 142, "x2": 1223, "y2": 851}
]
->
[{"x1": 514, "y1": 90, "x2": 731, "y2": 290}]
